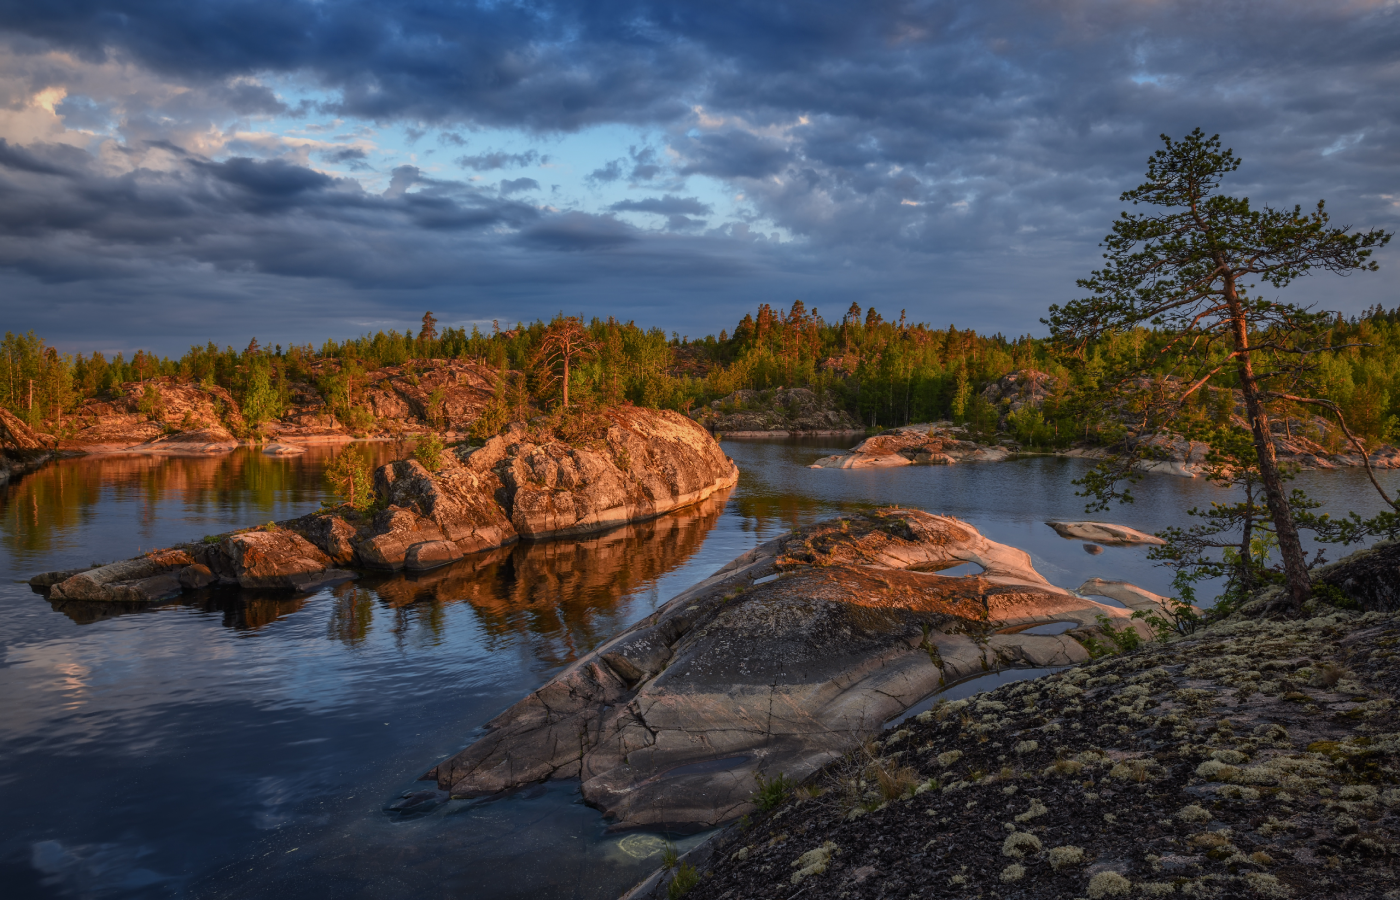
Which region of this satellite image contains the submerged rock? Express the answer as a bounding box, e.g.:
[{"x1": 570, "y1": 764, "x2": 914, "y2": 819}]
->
[
  {"x1": 427, "y1": 509, "x2": 1169, "y2": 829},
  {"x1": 809, "y1": 424, "x2": 1011, "y2": 469}
]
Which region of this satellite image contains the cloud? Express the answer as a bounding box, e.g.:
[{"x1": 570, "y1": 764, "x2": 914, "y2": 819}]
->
[
  {"x1": 318, "y1": 146, "x2": 369, "y2": 168},
  {"x1": 609, "y1": 195, "x2": 712, "y2": 217},
  {"x1": 0, "y1": 0, "x2": 1395, "y2": 350},
  {"x1": 586, "y1": 158, "x2": 624, "y2": 184},
  {"x1": 499, "y1": 176, "x2": 540, "y2": 195},
  {"x1": 675, "y1": 129, "x2": 792, "y2": 179},
  {"x1": 456, "y1": 149, "x2": 541, "y2": 171},
  {"x1": 517, "y1": 212, "x2": 636, "y2": 251}
]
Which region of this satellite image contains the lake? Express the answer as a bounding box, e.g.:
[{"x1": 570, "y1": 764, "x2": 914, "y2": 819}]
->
[{"x1": 0, "y1": 438, "x2": 1390, "y2": 899}]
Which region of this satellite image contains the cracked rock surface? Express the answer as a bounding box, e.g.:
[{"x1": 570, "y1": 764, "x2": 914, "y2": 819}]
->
[
  {"x1": 428, "y1": 509, "x2": 1169, "y2": 829},
  {"x1": 653, "y1": 563, "x2": 1399, "y2": 900}
]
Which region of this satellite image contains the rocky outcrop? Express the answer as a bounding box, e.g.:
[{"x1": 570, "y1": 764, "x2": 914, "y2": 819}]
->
[
  {"x1": 60, "y1": 380, "x2": 242, "y2": 453},
  {"x1": 809, "y1": 424, "x2": 1011, "y2": 469},
  {"x1": 47, "y1": 550, "x2": 196, "y2": 602},
  {"x1": 691, "y1": 388, "x2": 863, "y2": 435},
  {"x1": 1046, "y1": 521, "x2": 1166, "y2": 545},
  {"x1": 669, "y1": 599, "x2": 1400, "y2": 900},
  {"x1": 55, "y1": 359, "x2": 501, "y2": 456},
  {"x1": 981, "y1": 369, "x2": 1059, "y2": 428},
  {"x1": 31, "y1": 407, "x2": 736, "y2": 603},
  {"x1": 195, "y1": 529, "x2": 353, "y2": 591},
  {"x1": 427, "y1": 509, "x2": 1171, "y2": 829},
  {"x1": 342, "y1": 407, "x2": 738, "y2": 569},
  {"x1": 0, "y1": 407, "x2": 58, "y2": 484}
]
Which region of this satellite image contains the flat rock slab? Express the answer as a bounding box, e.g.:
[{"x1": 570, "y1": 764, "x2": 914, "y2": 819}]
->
[
  {"x1": 1046, "y1": 521, "x2": 1165, "y2": 545},
  {"x1": 428, "y1": 509, "x2": 1171, "y2": 830}
]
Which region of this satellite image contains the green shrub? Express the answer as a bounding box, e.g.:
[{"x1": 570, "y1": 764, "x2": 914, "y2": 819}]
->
[
  {"x1": 752, "y1": 771, "x2": 794, "y2": 811},
  {"x1": 413, "y1": 433, "x2": 444, "y2": 471},
  {"x1": 666, "y1": 864, "x2": 698, "y2": 899},
  {"x1": 325, "y1": 446, "x2": 376, "y2": 511}
]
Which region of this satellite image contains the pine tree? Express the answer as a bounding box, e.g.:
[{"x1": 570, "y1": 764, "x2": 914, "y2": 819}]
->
[{"x1": 1046, "y1": 129, "x2": 1391, "y2": 610}]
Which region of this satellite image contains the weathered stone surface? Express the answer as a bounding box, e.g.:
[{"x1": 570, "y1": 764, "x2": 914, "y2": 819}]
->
[
  {"x1": 199, "y1": 530, "x2": 335, "y2": 589},
  {"x1": 354, "y1": 507, "x2": 450, "y2": 570},
  {"x1": 404, "y1": 540, "x2": 463, "y2": 571},
  {"x1": 342, "y1": 408, "x2": 736, "y2": 568},
  {"x1": 178, "y1": 563, "x2": 217, "y2": 589},
  {"x1": 1046, "y1": 521, "x2": 1166, "y2": 545},
  {"x1": 49, "y1": 550, "x2": 195, "y2": 601},
  {"x1": 294, "y1": 513, "x2": 359, "y2": 565},
  {"x1": 810, "y1": 424, "x2": 1011, "y2": 469},
  {"x1": 428, "y1": 509, "x2": 1168, "y2": 829},
  {"x1": 493, "y1": 408, "x2": 739, "y2": 539}
]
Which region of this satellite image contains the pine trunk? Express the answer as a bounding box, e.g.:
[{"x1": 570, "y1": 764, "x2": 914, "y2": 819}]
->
[{"x1": 1226, "y1": 287, "x2": 1311, "y2": 609}]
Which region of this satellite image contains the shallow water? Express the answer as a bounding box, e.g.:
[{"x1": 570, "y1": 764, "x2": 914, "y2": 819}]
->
[{"x1": 0, "y1": 438, "x2": 1391, "y2": 899}]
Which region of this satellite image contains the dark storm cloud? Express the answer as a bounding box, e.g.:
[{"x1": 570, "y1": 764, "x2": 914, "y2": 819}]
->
[
  {"x1": 0, "y1": 143, "x2": 544, "y2": 283},
  {"x1": 517, "y1": 212, "x2": 637, "y2": 251},
  {"x1": 0, "y1": 0, "x2": 1397, "y2": 350}
]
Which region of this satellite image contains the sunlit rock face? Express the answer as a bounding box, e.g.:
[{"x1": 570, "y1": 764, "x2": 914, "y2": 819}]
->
[
  {"x1": 809, "y1": 424, "x2": 1011, "y2": 469},
  {"x1": 428, "y1": 509, "x2": 1169, "y2": 830},
  {"x1": 339, "y1": 407, "x2": 739, "y2": 569},
  {"x1": 55, "y1": 360, "x2": 501, "y2": 454}
]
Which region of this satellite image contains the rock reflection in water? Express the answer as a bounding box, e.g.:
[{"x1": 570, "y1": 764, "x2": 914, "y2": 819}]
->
[{"x1": 348, "y1": 487, "x2": 732, "y2": 668}]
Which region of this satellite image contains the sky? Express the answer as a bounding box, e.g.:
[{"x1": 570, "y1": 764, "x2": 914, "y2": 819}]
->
[{"x1": 0, "y1": 0, "x2": 1396, "y2": 356}]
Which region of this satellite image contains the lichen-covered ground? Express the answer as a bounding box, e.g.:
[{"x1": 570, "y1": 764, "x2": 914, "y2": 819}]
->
[{"x1": 676, "y1": 606, "x2": 1399, "y2": 899}]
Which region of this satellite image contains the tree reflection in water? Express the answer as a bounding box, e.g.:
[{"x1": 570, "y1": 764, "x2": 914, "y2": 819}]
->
[{"x1": 40, "y1": 484, "x2": 732, "y2": 673}]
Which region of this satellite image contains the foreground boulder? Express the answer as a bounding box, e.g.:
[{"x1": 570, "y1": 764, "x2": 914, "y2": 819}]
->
[
  {"x1": 810, "y1": 424, "x2": 1011, "y2": 469},
  {"x1": 428, "y1": 509, "x2": 1169, "y2": 829}
]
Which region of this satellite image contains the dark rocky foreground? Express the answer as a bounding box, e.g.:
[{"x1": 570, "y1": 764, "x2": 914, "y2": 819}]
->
[
  {"x1": 625, "y1": 543, "x2": 1400, "y2": 900},
  {"x1": 30, "y1": 407, "x2": 737, "y2": 602},
  {"x1": 429, "y1": 508, "x2": 1177, "y2": 830}
]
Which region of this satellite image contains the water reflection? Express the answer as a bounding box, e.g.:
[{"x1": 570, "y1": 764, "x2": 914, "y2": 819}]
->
[
  {"x1": 0, "y1": 444, "x2": 404, "y2": 569},
  {"x1": 2, "y1": 436, "x2": 1395, "y2": 900}
]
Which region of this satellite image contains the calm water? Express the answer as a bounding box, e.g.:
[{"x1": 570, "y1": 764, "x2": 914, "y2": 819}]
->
[{"x1": 0, "y1": 440, "x2": 1391, "y2": 900}]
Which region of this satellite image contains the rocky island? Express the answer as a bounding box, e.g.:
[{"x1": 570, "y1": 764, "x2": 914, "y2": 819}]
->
[{"x1": 31, "y1": 407, "x2": 738, "y2": 602}]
